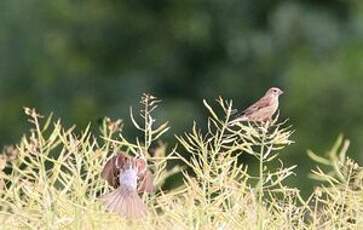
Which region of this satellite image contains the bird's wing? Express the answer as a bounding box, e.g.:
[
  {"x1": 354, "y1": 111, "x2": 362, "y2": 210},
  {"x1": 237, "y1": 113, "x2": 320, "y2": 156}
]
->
[
  {"x1": 138, "y1": 169, "x2": 154, "y2": 193},
  {"x1": 240, "y1": 95, "x2": 272, "y2": 116},
  {"x1": 101, "y1": 154, "x2": 127, "y2": 188},
  {"x1": 135, "y1": 158, "x2": 154, "y2": 193}
]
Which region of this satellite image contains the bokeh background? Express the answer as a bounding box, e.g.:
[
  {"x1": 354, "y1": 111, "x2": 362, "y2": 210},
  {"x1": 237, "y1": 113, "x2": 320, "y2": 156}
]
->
[{"x1": 1, "y1": 0, "x2": 363, "y2": 195}]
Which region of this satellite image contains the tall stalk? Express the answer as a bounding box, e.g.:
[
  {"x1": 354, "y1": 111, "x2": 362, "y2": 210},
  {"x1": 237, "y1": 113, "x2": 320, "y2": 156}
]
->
[{"x1": 258, "y1": 128, "x2": 266, "y2": 230}]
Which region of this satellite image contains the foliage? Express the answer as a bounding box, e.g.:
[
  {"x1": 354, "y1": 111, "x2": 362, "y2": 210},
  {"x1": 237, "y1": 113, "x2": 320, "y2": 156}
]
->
[
  {"x1": 1, "y1": 0, "x2": 363, "y2": 195},
  {"x1": 0, "y1": 95, "x2": 362, "y2": 229}
]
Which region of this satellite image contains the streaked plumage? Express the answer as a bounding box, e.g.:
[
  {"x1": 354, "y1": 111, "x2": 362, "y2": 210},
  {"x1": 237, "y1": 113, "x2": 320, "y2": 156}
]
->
[
  {"x1": 230, "y1": 87, "x2": 283, "y2": 124},
  {"x1": 101, "y1": 153, "x2": 154, "y2": 219}
]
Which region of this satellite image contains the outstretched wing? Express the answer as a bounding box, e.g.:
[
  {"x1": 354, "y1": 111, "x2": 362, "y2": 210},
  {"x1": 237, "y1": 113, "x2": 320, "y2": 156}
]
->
[
  {"x1": 102, "y1": 154, "x2": 154, "y2": 192},
  {"x1": 135, "y1": 158, "x2": 154, "y2": 193},
  {"x1": 101, "y1": 154, "x2": 128, "y2": 188},
  {"x1": 101, "y1": 156, "x2": 119, "y2": 188},
  {"x1": 138, "y1": 169, "x2": 154, "y2": 193}
]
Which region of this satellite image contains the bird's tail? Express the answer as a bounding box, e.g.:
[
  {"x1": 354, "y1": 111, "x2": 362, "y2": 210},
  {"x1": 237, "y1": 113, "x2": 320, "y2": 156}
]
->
[
  {"x1": 102, "y1": 187, "x2": 147, "y2": 219},
  {"x1": 228, "y1": 116, "x2": 248, "y2": 126}
]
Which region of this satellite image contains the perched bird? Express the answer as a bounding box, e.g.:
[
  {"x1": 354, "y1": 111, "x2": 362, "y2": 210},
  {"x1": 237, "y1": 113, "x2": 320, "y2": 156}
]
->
[
  {"x1": 101, "y1": 153, "x2": 154, "y2": 219},
  {"x1": 229, "y1": 87, "x2": 283, "y2": 125}
]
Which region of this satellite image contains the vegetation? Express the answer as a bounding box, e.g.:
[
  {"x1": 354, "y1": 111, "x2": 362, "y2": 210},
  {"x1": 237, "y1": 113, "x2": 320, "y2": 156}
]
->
[
  {"x1": 2, "y1": 0, "x2": 363, "y2": 196},
  {"x1": 0, "y1": 94, "x2": 362, "y2": 229}
]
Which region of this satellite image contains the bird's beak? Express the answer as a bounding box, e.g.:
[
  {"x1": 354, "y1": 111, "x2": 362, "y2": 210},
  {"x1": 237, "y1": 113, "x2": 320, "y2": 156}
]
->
[{"x1": 279, "y1": 90, "x2": 284, "y2": 95}]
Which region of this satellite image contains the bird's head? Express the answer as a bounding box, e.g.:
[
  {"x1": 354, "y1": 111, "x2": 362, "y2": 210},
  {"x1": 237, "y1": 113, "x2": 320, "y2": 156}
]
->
[{"x1": 266, "y1": 87, "x2": 283, "y2": 97}]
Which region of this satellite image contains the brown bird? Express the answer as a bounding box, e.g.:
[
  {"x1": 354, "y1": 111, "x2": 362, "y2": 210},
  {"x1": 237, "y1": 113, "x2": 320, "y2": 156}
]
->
[
  {"x1": 101, "y1": 153, "x2": 154, "y2": 219},
  {"x1": 229, "y1": 87, "x2": 283, "y2": 125}
]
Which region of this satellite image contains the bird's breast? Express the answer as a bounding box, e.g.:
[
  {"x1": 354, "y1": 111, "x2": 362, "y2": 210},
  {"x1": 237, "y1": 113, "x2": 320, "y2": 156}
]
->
[{"x1": 119, "y1": 168, "x2": 138, "y2": 190}]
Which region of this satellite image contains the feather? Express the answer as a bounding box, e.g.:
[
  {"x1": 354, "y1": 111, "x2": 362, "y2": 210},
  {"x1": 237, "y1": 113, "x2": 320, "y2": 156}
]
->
[
  {"x1": 138, "y1": 170, "x2": 154, "y2": 193},
  {"x1": 241, "y1": 96, "x2": 272, "y2": 116},
  {"x1": 101, "y1": 155, "x2": 119, "y2": 188},
  {"x1": 229, "y1": 87, "x2": 283, "y2": 124},
  {"x1": 100, "y1": 152, "x2": 154, "y2": 219},
  {"x1": 102, "y1": 187, "x2": 147, "y2": 219}
]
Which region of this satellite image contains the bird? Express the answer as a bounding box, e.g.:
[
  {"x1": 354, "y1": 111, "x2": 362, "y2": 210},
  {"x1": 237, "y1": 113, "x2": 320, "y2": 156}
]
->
[
  {"x1": 101, "y1": 152, "x2": 154, "y2": 219},
  {"x1": 229, "y1": 87, "x2": 283, "y2": 125}
]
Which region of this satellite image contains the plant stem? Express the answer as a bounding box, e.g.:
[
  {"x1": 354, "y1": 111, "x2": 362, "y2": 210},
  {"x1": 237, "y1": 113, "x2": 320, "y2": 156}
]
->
[
  {"x1": 258, "y1": 131, "x2": 266, "y2": 230},
  {"x1": 144, "y1": 96, "x2": 150, "y2": 149}
]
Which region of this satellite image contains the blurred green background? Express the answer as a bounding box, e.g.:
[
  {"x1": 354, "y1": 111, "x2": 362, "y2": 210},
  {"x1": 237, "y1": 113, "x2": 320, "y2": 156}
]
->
[{"x1": 1, "y1": 0, "x2": 363, "y2": 195}]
